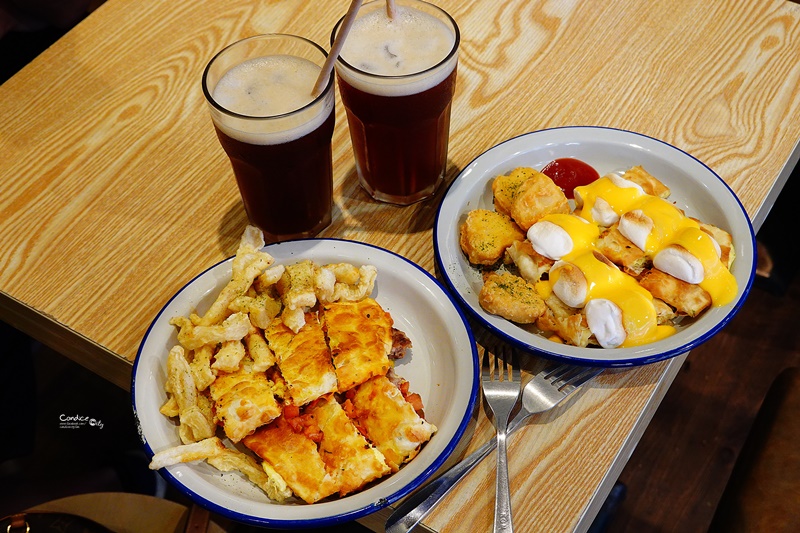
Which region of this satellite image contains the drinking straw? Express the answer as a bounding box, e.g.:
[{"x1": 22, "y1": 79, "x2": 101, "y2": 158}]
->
[
  {"x1": 311, "y1": 0, "x2": 364, "y2": 97},
  {"x1": 386, "y1": 0, "x2": 397, "y2": 18}
]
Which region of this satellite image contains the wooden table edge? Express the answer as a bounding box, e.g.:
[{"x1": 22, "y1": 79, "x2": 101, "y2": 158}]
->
[{"x1": 1, "y1": 291, "x2": 133, "y2": 391}]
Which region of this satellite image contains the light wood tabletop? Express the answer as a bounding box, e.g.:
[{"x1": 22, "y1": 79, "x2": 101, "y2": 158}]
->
[{"x1": 2, "y1": 0, "x2": 800, "y2": 531}]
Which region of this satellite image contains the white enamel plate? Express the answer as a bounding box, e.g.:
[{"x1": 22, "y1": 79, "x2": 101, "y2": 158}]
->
[
  {"x1": 132, "y1": 239, "x2": 478, "y2": 528},
  {"x1": 434, "y1": 126, "x2": 756, "y2": 366}
]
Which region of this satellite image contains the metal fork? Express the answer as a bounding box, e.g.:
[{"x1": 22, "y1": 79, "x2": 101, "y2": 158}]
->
[
  {"x1": 385, "y1": 358, "x2": 603, "y2": 533},
  {"x1": 482, "y1": 350, "x2": 522, "y2": 533}
]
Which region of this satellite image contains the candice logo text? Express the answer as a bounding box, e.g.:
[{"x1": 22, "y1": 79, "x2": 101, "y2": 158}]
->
[{"x1": 59, "y1": 414, "x2": 104, "y2": 430}]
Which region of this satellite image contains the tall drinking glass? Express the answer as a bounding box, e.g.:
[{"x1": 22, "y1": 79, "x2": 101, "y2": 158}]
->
[
  {"x1": 332, "y1": 0, "x2": 460, "y2": 205},
  {"x1": 202, "y1": 34, "x2": 335, "y2": 241}
]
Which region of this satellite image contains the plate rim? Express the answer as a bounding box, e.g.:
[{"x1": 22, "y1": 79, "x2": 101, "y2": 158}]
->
[
  {"x1": 131, "y1": 237, "x2": 479, "y2": 528},
  {"x1": 434, "y1": 125, "x2": 757, "y2": 367}
]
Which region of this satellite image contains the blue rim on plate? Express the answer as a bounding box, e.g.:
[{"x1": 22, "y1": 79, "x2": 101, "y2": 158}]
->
[
  {"x1": 434, "y1": 126, "x2": 756, "y2": 367},
  {"x1": 132, "y1": 238, "x2": 479, "y2": 528}
]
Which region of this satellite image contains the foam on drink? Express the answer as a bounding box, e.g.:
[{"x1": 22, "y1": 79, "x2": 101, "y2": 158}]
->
[
  {"x1": 337, "y1": 4, "x2": 457, "y2": 96},
  {"x1": 211, "y1": 55, "x2": 332, "y2": 145}
]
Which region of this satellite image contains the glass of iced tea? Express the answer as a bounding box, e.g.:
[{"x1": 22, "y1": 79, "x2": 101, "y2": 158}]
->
[
  {"x1": 332, "y1": 0, "x2": 460, "y2": 205},
  {"x1": 202, "y1": 34, "x2": 335, "y2": 241}
]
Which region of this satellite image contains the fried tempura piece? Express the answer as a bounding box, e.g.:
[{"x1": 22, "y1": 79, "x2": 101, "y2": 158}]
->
[
  {"x1": 264, "y1": 314, "x2": 338, "y2": 406},
  {"x1": 510, "y1": 171, "x2": 570, "y2": 231},
  {"x1": 639, "y1": 268, "x2": 712, "y2": 317},
  {"x1": 163, "y1": 345, "x2": 216, "y2": 444},
  {"x1": 479, "y1": 271, "x2": 547, "y2": 324},
  {"x1": 349, "y1": 375, "x2": 437, "y2": 472},
  {"x1": 309, "y1": 396, "x2": 391, "y2": 497},
  {"x1": 198, "y1": 250, "x2": 275, "y2": 326},
  {"x1": 171, "y1": 312, "x2": 251, "y2": 351},
  {"x1": 148, "y1": 436, "x2": 227, "y2": 470},
  {"x1": 697, "y1": 220, "x2": 736, "y2": 269},
  {"x1": 206, "y1": 446, "x2": 292, "y2": 503},
  {"x1": 229, "y1": 292, "x2": 282, "y2": 330},
  {"x1": 210, "y1": 358, "x2": 282, "y2": 442},
  {"x1": 277, "y1": 260, "x2": 318, "y2": 311},
  {"x1": 459, "y1": 209, "x2": 525, "y2": 266},
  {"x1": 622, "y1": 165, "x2": 670, "y2": 198},
  {"x1": 322, "y1": 298, "x2": 394, "y2": 392},
  {"x1": 595, "y1": 224, "x2": 650, "y2": 276},
  {"x1": 536, "y1": 293, "x2": 592, "y2": 347},
  {"x1": 189, "y1": 344, "x2": 216, "y2": 391},
  {"x1": 504, "y1": 240, "x2": 554, "y2": 283},
  {"x1": 211, "y1": 340, "x2": 246, "y2": 373},
  {"x1": 244, "y1": 418, "x2": 340, "y2": 504},
  {"x1": 493, "y1": 167, "x2": 537, "y2": 216}
]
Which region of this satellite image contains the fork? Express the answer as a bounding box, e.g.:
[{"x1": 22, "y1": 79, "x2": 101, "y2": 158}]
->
[
  {"x1": 385, "y1": 359, "x2": 603, "y2": 533},
  {"x1": 482, "y1": 349, "x2": 522, "y2": 532}
]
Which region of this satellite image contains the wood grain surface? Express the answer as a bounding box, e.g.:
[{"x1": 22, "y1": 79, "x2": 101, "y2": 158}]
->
[{"x1": 1, "y1": 0, "x2": 800, "y2": 531}]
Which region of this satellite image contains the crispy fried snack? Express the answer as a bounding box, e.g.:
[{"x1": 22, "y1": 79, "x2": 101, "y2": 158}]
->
[
  {"x1": 154, "y1": 226, "x2": 435, "y2": 504},
  {"x1": 595, "y1": 224, "x2": 649, "y2": 276},
  {"x1": 504, "y1": 240, "x2": 553, "y2": 283},
  {"x1": 321, "y1": 298, "x2": 394, "y2": 392},
  {"x1": 479, "y1": 271, "x2": 547, "y2": 324},
  {"x1": 509, "y1": 170, "x2": 570, "y2": 231},
  {"x1": 493, "y1": 167, "x2": 537, "y2": 216},
  {"x1": 206, "y1": 446, "x2": 292, "y2": 503},
  {"x1": 171, "y1": 312, "x2": 250, "y2": 351},
  {"x1": 638, "y1": 268, "x2": 712, "y2": 317},
  {"x1": 209, "y1": 358, "x2": 282, "y2": 442},
  {"x1": 535, "y1": 293, "x2": 593, "y2": 347},
  {"x1": 162, "y1": 345, "x2": 216, "y2": 444},
  {"x1": 459, "y1": 209, "x2": 525, "y2": 266},
  {"x1": 622, "y1": 165, "x2": 671, "y2": 198},
  {"x1": 349, "y1": 375, "x2": 437, "y2": 472},
  {"x1": 148, "y1": 436, "x2": 227, "y2": 470}
]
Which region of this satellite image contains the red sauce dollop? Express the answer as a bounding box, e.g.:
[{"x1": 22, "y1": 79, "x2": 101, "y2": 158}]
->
[{"x1": 541, "y1": 158, "x2": 600, "y2": 199}]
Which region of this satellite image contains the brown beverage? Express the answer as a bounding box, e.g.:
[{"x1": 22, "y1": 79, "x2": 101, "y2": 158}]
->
[
  {"x1": 333, "y1": 0, "x2": 459, "y2": 205},
  {"x1": 202, "y1": 35, "x2": 335, "y2": 241}
]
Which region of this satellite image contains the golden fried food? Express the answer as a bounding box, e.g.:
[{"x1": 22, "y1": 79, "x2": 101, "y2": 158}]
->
[
  {"x1": 153, "y1": 226, "x2": 435, "y2": 504},
  {"x1": 535, "y1": 293, "x2": 592, "y2": 347},
  {"x1": 459, "y1": 209, "x2": 525, "y2": 266},
  {"x1": 309, "y1": 396, "x2": 391, "y2": 497},
  {"x1": 638, "y1": 268, "x2": 712, "y2": 317},
  {"x1": 621, "y1": 165, "x2": 671, "y2": 198},
  {"x1": 264, "y1": 314, "x2": 338, "y2": 406},
  {"x1": 504, "y1": 239, "x2": 553, "y2": 283},
  {"x1": 509, "y1": 170, "x2": 570, "y2": 231},
  {"x1": 349, "y1": 375, "x2": 437, "y2": 472},
  {"x1": 243, "y1": 417, "x2": 340, "y2": 504},
  {"x1": 209, "y1": 358, "x2": 282, "y2": 442},
  {"x1": 698, "y1": 220, "x2": 736, "y2": 269},
  {"x1": 321, "y1": 298, "x2": 394, "y2": 392},
  {"x1": 595, "y1": 224, "x2": 649, "y2": 276},
  {"x1": 479, "y1": 271, "x2": 547, "y2": 324},
  {"x1": 492, "y1": 167, "x2": 538, "y2": 217}
]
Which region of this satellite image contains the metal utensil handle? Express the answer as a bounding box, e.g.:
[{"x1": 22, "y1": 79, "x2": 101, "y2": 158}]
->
[
  {"x1": 385, "y1": 436, "x2": 497, "y2": 533},
  {"x1": 493, "y1": 418, "x2": 514, "y2": 533},
  {"x1": 386, "y1": 404, "x2": 537, "y2": 533}
]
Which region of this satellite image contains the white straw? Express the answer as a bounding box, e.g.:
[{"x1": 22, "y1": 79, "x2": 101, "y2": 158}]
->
[{"x1": 312, "y1": 0, "x2": 364, "y2": 97}]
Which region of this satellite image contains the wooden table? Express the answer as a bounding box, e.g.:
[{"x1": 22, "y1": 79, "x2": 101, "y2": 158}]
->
[{"x1": 2, "y1": 0, "x2": 799, "y2": 531}]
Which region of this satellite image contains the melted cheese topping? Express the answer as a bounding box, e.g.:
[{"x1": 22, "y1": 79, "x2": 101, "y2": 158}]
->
[
  {"x1": 549, "y1": 251, "x2": 675, "y2": 347},
  {"x1": 527, "y1": 213, "x2": 599, "y2": 260},
  {"x1": 663, "y1": 226, "x2": 738, "y2": 305},
  {"x1": 574, "y1": 175, "x2": 646, "y2": 225}
]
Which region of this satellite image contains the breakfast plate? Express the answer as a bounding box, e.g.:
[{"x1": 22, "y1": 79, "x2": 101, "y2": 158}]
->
[
  {"x1": 132, "y1": 238, "x2": 479, "y2": 528},
  {"x1": 434, "y1": 126, "x2": 756, "y2": 367}
]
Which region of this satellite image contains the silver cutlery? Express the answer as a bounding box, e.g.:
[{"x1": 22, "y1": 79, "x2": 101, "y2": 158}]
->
[
  {"x1": 385, "y1": 355, "x2": 603, "y2": 533},
  {"x1": 482, "y1": 349, "x2": 522, "y2": 532}
]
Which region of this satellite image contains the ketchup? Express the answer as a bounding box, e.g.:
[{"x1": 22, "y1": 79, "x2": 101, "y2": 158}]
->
[{"x1": 541, "y1": 158, "x2": 600, "y2": 199}]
